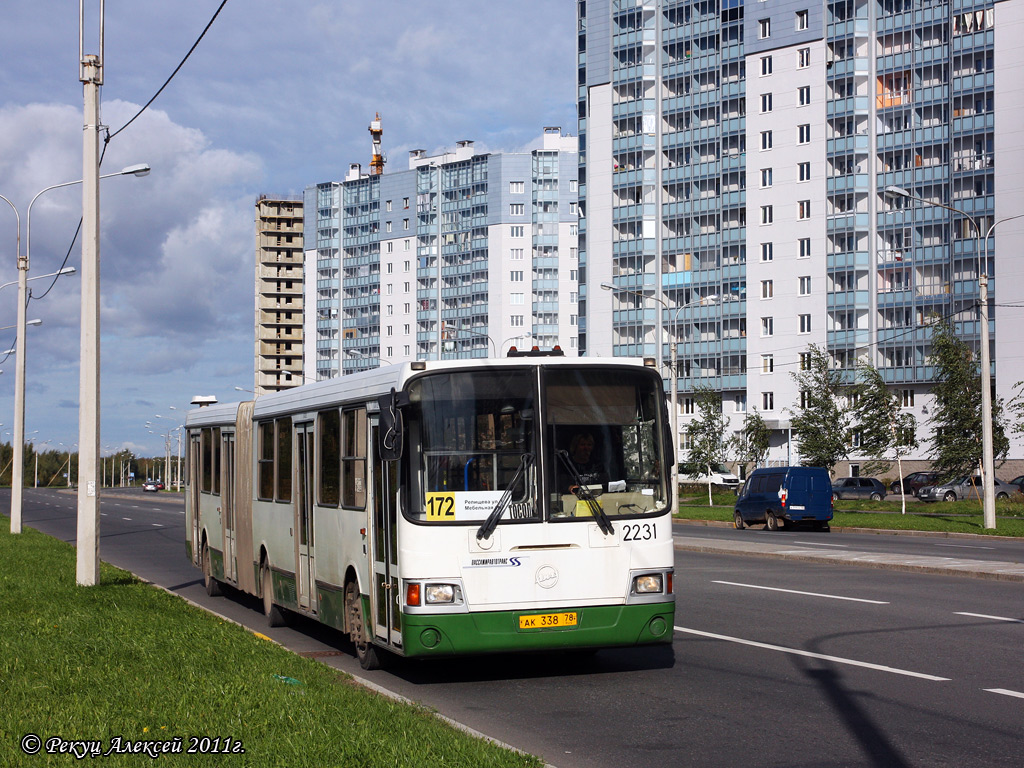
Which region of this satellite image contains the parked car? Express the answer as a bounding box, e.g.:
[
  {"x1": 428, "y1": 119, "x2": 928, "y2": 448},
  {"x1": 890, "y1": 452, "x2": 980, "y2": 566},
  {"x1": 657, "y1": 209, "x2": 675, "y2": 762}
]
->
[
  {"x1": 832, "y1": 477, "x2": 887, "y2": 501},
  {"x1": 142, "y1": 480, "x2": 158, "y2": 492},
  {"x1": 918, "y1": 475, "x2": 1019, "y2": 503},
  {"x1": 734, "y1": 466, "x2": 833, "y2": 531},
  {"x1": 156, "y1": 480, "x2": 165, "y2": 490},
  {"x1": 889, "y1": 471, "x2": 942, "y2": 497},
  {"x1": 1008, "y1": 475, "x2": 1024, "y2": 494},
  {"x1": 678, "y1": 462, "x2": 741, "y2": 492}
]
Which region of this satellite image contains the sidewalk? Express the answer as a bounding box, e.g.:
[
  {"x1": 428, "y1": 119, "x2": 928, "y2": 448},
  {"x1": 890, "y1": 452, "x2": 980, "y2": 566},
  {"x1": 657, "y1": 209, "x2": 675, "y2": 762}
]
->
[{"x1": 672, "y1": 520, "x2": 1024, "y2": 583}]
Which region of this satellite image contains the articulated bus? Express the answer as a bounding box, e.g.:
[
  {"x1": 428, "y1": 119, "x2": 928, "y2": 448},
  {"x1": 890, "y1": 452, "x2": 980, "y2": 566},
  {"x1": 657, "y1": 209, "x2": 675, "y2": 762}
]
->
[{"x1": 185, "y1": 354, "x2": 675, "y2": 668}]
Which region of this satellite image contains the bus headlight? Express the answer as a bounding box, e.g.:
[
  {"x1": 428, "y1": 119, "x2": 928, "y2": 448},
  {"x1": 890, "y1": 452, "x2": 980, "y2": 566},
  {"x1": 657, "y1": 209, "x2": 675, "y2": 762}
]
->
[
  {"x1": 424, "y1": 584, "x2": 455, "y2": 604},
  {"x1": 633, "y1": 574, "x2": 663, "y2": 594}
]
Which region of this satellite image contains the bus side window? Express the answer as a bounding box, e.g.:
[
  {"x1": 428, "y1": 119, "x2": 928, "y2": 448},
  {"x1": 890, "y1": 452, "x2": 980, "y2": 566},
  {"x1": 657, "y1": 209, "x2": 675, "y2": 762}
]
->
[
  {"x1": 257, "y1": 421, "x2": 274, "y2": 500},
  {"x1": 341, "y1": 408, "x2": 367, "y2": 508}
]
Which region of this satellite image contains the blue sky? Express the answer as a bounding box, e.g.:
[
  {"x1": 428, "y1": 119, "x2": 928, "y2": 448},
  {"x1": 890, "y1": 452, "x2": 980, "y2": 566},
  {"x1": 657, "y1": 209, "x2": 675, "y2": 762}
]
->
[{"x1": 0, "y1": 1, "x2": 577, "y2": 457}]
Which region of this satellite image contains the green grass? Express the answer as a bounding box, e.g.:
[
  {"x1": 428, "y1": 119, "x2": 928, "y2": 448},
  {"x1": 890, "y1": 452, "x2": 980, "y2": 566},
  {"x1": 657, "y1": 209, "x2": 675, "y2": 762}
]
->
[
  {"x1": 676, "y1": 496, "x2": 1024, "y2": 537},
  {"x1": 0, "y1": 526, "x2": 540, "y2": 768}
]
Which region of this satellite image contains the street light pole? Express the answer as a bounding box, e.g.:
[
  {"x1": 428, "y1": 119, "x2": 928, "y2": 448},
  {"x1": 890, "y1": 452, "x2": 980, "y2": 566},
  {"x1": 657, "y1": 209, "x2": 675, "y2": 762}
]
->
[{"x1": 885, "y1": 185, "x2": 1009, "y2": 530}]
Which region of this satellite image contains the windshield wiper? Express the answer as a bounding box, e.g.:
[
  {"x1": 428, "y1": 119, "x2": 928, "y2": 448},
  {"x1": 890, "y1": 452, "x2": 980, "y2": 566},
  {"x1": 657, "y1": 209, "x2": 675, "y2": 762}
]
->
[
  {"x1": 556, "y1": 450, "x2": 615, "y2": 535},
  {"x1": 476, "y1": 453, "x2": 533, "y2": 541}
]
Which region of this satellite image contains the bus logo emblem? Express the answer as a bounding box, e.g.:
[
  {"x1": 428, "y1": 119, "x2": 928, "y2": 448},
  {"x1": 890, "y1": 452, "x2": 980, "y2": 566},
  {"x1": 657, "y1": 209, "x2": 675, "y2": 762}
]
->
[{"x1": 535, "y1": 565, "x2": 558, "y2": 589}]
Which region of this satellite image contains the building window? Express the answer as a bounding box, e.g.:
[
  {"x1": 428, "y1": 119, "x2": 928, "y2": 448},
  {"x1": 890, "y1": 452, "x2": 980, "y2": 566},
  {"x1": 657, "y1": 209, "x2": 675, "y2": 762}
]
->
[
  {"x1": 800, "y1": 352, "x2": 812, "y2": 370},
  {"x1": 801, "y1": 390, "x2": 812, "y2": 409},
  {"x1": 798, "y1": 123, "x2": 811, "y2": 144},
  {"x1": 386, "y1": 242, "x2": 393, "y2": 253},
  {"x1": 760, "y1": 92, "x2": 773, "y2": 113},
  {"x1": 762, "y1": 391, "x2": 775, "y2": 411},
  {"x1": 902, "y1": 389, "x2": 915, "y2": 407},
  {"x1": 683, "y1": 397, "x2": 695, "y2": 415},
  {"x1": 385, "y1": 221, "x2": 392, "y2": 233},
  {"x1": 799, "y1": 313, "x2": 812, "y2": 333},
  {"x1": 759, "y1": 18, "x2": 771, "y2": 38},
  {"x1": 761, "y1": 168, "x2": 773, "y2": 188},
  {"x1": 570, "y1": 224, "x2": 578, "y2": 236},
  {"x1": 569, "y1": 201, "x2": 578, "y2": 214},
  {"x1": 760, "y1": 130, "x2": 773, "y2": 150},
  {"x1": 510, "y1": 203, "x2": 525, "y2": 216},
  {"x1": 510, "y1": 248, "x2": 524, "y2": 260},
  {"x1": 509, "y1": 181, "x2": 525, "y2": 194},
  {"x1": 404, "y1": 239, "x2": 410, "y2": 251},
  {"x1": 510, "y1": 225, "x2": 524, "y2": 238},
  {"x1": 569, "y1": 180, "x2": 578, "y2": 192},
  {"x1": 799, "y1": 237, "x2": 811, "y2": 258},
  {"x1": 761, "y1": 205, "x2": 773, "y2": 224},
  {"x1": 799, "y1": 276, "x2": 811, "y2": 295},
  {"x1": 511, "y1": 315, "x2": 524, "y2": 327},
  {"x1": 762, "y1": 354, "x2": 774, "y2": 373},
  {"x1": 570, "y1": 269, "x2": 578, "y2": 280},
  {"x1": 734, "y1": 394, "x2": 747, "y2": 413},
  {"x1": 510, "y1": 270, "x2": 524, "y2": 282},
  {"x1": 761, "y1": 242, "x2": 774, "y2": 262},
  {"x1": 403, "y1": 197, "x2": 409, "y2": 208},
  {"x1": 798, "y1": 161, "x2": 811, "y2": 181},
  {"x1": 760, "y1": 55, "x2": 773, "y2": 76},
  {"x1": 386, "y1": 200, "x2": 392, "y2": 212},
  {"x1": 798, "y1": 200, "x2": 811, "y2": 219},
  {"x1": 798, "y1": 85, "x2": 811, "y2": 105},
  {"x1": 799, "y1": 47, "x2": 811, "y2": 68},
  {"x1": 511, "y1": 293, "x2": 525, "y2": 305},
  {"x1": 761, "y1": 317, "x2": 774, "y2": 337},
  {"x1": 761, "y1": 280, "x2": 774, "y2": 299},
  {"x1": 796, "y1": 10, "x2": 808, "y2": 30}
]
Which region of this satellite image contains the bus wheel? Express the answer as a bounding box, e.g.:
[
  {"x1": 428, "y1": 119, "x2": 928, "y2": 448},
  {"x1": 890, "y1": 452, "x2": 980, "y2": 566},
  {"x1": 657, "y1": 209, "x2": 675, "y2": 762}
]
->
[
  {"x1": 261, "y1": 561, "x2": 286, "y2": 628},
  {"x1": 345, "y1": 580, "x2": 380, "y2": 671},
  {"x1": 733, "y1": 511, "x2": 745, "y2": 530},
  {"x1": 765, "y1": 511, "x2": 780, "y2": 531},
  {"x1": 202, "y1": 542, "x2": 222, "y2": 597}
]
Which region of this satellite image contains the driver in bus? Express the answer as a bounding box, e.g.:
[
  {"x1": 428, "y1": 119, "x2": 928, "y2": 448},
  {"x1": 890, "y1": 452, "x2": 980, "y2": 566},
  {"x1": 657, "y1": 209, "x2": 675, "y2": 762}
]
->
[{"x1": 562, "y1": 431, "x2": 610, "y2": 493}]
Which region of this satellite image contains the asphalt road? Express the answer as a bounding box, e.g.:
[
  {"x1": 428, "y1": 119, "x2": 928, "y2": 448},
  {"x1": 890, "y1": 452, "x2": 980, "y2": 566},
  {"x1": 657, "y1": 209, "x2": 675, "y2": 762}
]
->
[{"x1": 4, "y1": 488, "x2": 1022, "y2": 768}]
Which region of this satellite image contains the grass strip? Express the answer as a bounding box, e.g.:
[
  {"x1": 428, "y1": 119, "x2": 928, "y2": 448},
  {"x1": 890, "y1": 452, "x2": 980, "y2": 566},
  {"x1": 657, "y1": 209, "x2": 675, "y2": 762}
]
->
[
  {"x1": 0, "y1": 526, "x2": 541, "y2": 767},
  {"x1": 676, "y1": 500, "x2": 1024, "y2": 537}
]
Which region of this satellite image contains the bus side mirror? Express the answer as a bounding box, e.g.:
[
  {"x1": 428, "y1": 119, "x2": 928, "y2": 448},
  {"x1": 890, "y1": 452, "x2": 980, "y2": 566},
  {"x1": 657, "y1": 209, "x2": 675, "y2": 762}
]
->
[{"x1": 378, "y1": 388, "x2": 408, "y2": 461}]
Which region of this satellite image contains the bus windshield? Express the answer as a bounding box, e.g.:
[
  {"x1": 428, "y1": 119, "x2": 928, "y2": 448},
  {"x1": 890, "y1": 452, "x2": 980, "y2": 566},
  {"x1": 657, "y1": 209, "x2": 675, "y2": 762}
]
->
[
  {"x1": 407, "y1": 370, "x2": 538, "y2": 524},
  {"x1": 545, "y1": 367, "x2": 668, "y2": 520}
]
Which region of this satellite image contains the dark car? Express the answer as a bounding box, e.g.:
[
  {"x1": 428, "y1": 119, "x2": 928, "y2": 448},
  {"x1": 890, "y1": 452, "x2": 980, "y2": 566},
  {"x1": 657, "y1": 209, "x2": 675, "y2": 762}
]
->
[
  {"x1": 1009, "y1": 475, "x2": 1024, "y2": 494},
  {"x1": 831, "y1": 477, "x2": 887, "y2": 501},
  {"x1": 889, "y1": 471, "x2": 942, "y2": 497},
  {"x1": 918, "y1": 475, "x2": 1020, "y2": 503}
]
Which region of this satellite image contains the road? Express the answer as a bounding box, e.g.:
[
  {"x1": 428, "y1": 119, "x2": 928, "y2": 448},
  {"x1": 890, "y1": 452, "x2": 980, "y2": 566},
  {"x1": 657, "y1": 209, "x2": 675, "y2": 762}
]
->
[{"x1": 5, "y1": 488, "x2": 1023, "y2": 768}]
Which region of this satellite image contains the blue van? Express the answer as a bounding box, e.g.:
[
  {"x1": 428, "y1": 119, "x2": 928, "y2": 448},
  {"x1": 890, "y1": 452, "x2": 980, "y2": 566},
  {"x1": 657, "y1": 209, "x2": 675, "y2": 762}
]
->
[{"x1": 734, "y1": 466, "x2": 833, "y2": 531}]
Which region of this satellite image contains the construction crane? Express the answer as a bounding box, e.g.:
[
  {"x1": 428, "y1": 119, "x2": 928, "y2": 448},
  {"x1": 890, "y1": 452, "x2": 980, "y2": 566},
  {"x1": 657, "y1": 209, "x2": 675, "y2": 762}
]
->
[{"x1": 369, "y1": 113, "x2": 385, "y2": 175}]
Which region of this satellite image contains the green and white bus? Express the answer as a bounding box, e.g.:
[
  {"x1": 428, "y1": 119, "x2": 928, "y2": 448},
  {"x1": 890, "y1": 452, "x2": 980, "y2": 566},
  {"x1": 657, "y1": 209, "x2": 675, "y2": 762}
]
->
[{"x1": 186, "y1": 354, "x2": 675, "y2": 668}]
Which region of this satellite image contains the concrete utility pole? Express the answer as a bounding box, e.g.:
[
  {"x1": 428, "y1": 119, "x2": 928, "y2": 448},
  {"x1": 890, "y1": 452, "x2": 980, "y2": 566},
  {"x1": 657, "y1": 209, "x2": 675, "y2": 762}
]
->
[{"x1": 77, "y1": 2, "x2": 103, "y2": 586}]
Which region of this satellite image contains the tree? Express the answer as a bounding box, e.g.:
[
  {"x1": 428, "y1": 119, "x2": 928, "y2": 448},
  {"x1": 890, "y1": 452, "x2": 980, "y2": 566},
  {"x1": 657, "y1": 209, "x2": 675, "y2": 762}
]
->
[
  {"x1": 928, "y1": 319, "x2": 1008, "y2": 478},
  {"x1": 728, "y1": 408, "x2": 771, "y2": 478},
  {"x1": 850, "y1": 361, "x2": 918, "y2": 513},
  {"x1": 787, "y1": 344, "x2": 851, "y2": 473},
  {"x1": 685, "y1": 386, "x2": 729, "y2": 505}
]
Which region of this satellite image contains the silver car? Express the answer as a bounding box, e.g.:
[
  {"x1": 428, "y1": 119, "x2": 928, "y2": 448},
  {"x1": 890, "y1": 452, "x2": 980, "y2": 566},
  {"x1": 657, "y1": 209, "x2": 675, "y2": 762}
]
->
[{"x1": 917, "y1": 475, "x2": 1018, "y2": 503}]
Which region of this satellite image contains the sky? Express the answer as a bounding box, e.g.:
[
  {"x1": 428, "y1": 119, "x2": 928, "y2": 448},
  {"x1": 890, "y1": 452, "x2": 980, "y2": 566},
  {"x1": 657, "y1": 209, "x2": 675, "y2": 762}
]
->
[{"x1": 0, "y1": 1, "x2": 578, "y2": 458}]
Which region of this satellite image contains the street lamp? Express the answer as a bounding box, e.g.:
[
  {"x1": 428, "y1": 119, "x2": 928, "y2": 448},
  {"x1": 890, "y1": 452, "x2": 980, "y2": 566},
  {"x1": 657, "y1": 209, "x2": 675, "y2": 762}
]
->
[
  {"x1": 884, "y1": 185, "x2": 1019, "y2": 530},
  {"x1": 0, "y1": 319, "x2": 42, "y2": 332},
  {"x1": 0, "y1": 267, "x2": 77, "y2": 294},
  {"x1": 3, "y1": 165, "x2": 148, "y2": 537},
  {"x1": 443, "y1": 323, "x2": 496, "y2": 357}
]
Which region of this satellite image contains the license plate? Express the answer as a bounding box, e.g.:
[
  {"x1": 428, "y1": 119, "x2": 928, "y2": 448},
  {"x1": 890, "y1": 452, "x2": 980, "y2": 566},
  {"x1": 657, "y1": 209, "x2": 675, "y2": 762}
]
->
[{"x1": 518, "y1": 612, "x2": 578, "y2": 629}]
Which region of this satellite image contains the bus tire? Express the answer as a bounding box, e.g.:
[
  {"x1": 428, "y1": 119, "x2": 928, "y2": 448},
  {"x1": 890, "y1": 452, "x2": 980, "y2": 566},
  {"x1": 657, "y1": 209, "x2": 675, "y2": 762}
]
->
[
  {"x1": 345, "y1": 580, "x2": 380, "y2": 671},
  {"x1": 765, "y1": 511, "x2": 780, "y2": 531},
  {"x1": 202, "y1": 542, "x2": 222, "y2": 597},
  {"x1": 261, "y1": 560, "x2": 286, "y2": 628}
]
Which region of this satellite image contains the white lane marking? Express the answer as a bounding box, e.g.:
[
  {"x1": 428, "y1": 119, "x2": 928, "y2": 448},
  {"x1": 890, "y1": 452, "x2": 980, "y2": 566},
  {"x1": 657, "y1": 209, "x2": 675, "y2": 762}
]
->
[
  {"x1": 152, "y1": 523, "x2": 162, "y2": 527},
  {"x1": 933, "y1": 543, "x2": 995, "y2": 550},
  {"x1": 793, "y1": 540, "x2": 848, "y2": 548},
  {"x1": 985, "y1": 688, "x2": 1024, "y2": 699},
  {"x1": 954, "y1": 612, "x2": 1024, "y2": 624},
  {"x1": 122, "y1": 517, "x2": 132, "y2": 521},
  {"x1": 712, "y1": 580, "x2": 889, "y2": 604},
  {"x1": 674, "y1": 626, "x2": 949, "y2": 681}
]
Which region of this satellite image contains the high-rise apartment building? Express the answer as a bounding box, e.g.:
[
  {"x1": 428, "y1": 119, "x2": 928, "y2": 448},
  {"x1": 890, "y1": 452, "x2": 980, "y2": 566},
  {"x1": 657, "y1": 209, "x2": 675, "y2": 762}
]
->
[
  {"x1": 305, "y1": 128, "x2": 580, "y2": 378},
  {"x1": 254, "y1": 195, "x2": 305, "y2": 395},
  {"x1": 579, "y1": 0, "x2": 1024, "y2": 464}
]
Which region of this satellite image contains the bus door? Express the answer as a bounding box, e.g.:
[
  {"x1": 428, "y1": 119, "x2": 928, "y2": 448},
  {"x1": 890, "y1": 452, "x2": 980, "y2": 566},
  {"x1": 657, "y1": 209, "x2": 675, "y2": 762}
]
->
[
  {"x1": 295, "y1": 422, "x2": 317, "y2": 613},
  {"x1": 221, "y1": 431, "x2": 237, "y2": 583},
  {"x1": 189, "y1": 431, "x2": 201, "y2": 566},
  {"x1": 369, "y1": 419, "x2": 401, "y2": 648}
]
